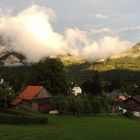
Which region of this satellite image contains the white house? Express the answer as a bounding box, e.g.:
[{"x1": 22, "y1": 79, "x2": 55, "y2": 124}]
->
[
  {"x1": 71, "y1": 86, "x2": 82, "y2": 96},
  {"x1": 0, "y1": 79, "x2": 4, "y2": 84}
]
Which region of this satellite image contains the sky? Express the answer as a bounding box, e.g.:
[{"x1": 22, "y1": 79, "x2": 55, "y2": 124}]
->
[
  {"x1": 0, "y1": 0, "x2": 140, "y2": 42},
  {"x1": 0, "y1": 0, "x2": 140, "y2": 61}
]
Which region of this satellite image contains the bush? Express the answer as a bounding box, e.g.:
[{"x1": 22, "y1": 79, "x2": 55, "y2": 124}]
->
[
  {"x1": 0, "y1": 113, "x2": 48, "y2": 124},
  {"x1": 52, "y1": 94, "x2": 112, "y2": 115},
  {"x1": 125, "y1": 110, "x2": 134, "y2": 119}
]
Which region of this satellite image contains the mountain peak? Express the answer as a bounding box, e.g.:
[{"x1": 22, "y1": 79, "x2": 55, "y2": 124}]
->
[{"x1": 0, "y1": 49, "x2": 26, "y2": 66}]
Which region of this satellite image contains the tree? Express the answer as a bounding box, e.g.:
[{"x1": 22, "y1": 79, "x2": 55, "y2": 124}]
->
[
  {"x1": 0, "y1": 83, "x2": 15, "y2": 108},
  {"x1": 28, "y1": 57, "x2": 68, "y2": 95},
  {"x1": 110, "y1": 77, "x2": 124, "y2": 91},
  {"x1": 92, "y1": 71, "x2": 103, "y2": 95},
  {"x1": 0, "y1": 62, "x2": 4, "y2": 78},
  {"x1": 82, "y1": 71, "x2": 103, "y2": 95},
  {"x1": 52, "y1": 95, "x2": 69, "y2": 114},
  {"x1": 90, "y1": 95, "x2": 110, "y2": 114}
]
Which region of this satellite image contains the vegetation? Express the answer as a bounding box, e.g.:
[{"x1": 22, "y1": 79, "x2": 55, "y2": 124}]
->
[
  {"x1": 65, "y1": 57, "x2": 140, "y2": 84},
  {"x1": 28, "y1": 57, "x2": 68, "y2": 95},
  {"x1": 0, "y1": 109, "x2": 48, "y2": 124},
  {"x1": 82, "y1": 71, "x2": 103, "y2": 95},
  {"x1": 52, "y1": 94, "x2": 114, "y2": 115},
  {"x1": 0, "y1": 83, "x2": 15, "y2": 108},
  {"x1": 0, "y1": 115, "x2": 140, "y2": 140},
  {"x1": 0, "y1": 57, "x2": 68, "y2": 94},
  {"x1": 124, "y1": 110, "x2": 134, "y2": 119}
]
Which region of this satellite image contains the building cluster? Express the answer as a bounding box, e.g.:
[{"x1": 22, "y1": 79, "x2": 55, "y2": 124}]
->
[{"x1": 0, "y1": 79, "x2": 140, "y2": 117}]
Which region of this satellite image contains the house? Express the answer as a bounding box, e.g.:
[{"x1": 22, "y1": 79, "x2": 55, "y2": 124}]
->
[
  {"x1": 11, "y1": 85, "x2": 52, "y2": 112},
  {"x1": 71, "y1": 86, "x2": 82, "y2": 96},
  {"x1": 110, "y1": 90, "x2": 129, "y2": 101},
  {"x1": 108, "y1": 90, "x2": 129, "y2": 112},
  {"x1": 123, "y1": 95, "x2": 140, "y2": 117},
  {"x1": 68, "y1": 83, "x2": 82, "y2": 96}
]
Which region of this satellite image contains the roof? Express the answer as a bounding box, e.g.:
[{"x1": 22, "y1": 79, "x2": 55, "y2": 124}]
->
[
  {"x1": 11, "y1": 85, "x2": 52, "y2": 106},
  {"x1": 19, "y1": 85, "x2": 44, "y2": 100},
  {"x1": 132, "y1": 95, "x2": 140, "y2": 104},
  {"x1": 123, "y1": 95, "x2": 140, "y2": 112},
  {"x1": 110, "y1": 90, "x2": 129, "y2": 98}
]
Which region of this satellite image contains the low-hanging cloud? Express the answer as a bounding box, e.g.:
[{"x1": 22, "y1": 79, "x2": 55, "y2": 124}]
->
[{"x1": 0, "y1": 5, "x2": 132, "y2": 62}]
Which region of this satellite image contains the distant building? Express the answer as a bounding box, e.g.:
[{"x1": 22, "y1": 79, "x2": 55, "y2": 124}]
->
[
  {"x1": 110, "y1": 90, "x2": 129, "y2": 101},
  {"x1": 68, "y1": 83, "x2": 82, "y2": 96},
  {"x1": 123, "y1": 95, "x2": 140, "y2": 117},
  {"x1": 108, "y1": 90, "x2": 129, "y2": 112},
  {"x1": 0, "y1": 79, "x2": 4, "y2": 85},
  {"x1": 71, "y1": 86, "x2": 82, "y2": 96},
  {"x1": 11, "y1": 85, "x2": 52, "y2": 112}
]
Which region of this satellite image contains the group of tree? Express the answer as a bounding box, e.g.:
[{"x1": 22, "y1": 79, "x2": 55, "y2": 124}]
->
[
  {"x1": 82, "y1": 71, "x2": 103, "y2": 95},
  {"x1": 0, "y1": 83, "x2": 15, "y2": 108},
  {"x1": 27, "y1": 57, "x2": 68, "y2": 95},
  {"x1": 52, "y1": 94, "x2": 119, "y2": 115},
  {"x1": 0, "y1": 57, "x2": 68, "y2": 95}
]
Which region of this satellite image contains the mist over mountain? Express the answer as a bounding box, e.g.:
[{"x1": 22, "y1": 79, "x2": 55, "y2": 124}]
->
[{"x1": 0, "y1": 41, "x2": 139, "y2": 67}]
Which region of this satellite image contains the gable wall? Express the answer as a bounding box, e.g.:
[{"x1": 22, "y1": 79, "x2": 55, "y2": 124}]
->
[{"x1": 33, "y1": 88, "x2": 51, "y2": 99}]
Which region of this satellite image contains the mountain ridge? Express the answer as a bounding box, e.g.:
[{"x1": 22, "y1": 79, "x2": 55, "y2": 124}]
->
[{"x1": 0, "y1": 42, "x2": 140, "y2": 66}]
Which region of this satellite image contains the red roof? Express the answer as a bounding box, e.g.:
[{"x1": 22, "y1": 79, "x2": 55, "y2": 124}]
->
[
  {"x1": 19, "y1": 85, "x2": 44, "y2": 100},
  {"x1": 11, "y1": 85, "x2": 52, "y2": 106}
]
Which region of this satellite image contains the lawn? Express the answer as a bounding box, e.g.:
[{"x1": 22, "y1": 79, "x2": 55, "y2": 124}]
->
[{"x1": 0, "y1": 115, "x2": 140, "y2": 140}]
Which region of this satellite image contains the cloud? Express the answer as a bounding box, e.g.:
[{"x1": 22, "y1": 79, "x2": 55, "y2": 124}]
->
[
  {"x1": 91, "y1": 27, "x2": 112, "y2": 34},
  {"x1": 0, "y1": 5, "x2": 65, "y2": 61},
  {"x1": 118, "y1": 26, "x2": 140, "y2": 33},
  {"x1": 82, "y1": 36, "x2": 132, "y2": 60},
  {"x1": 95, "y1": 13, "x2": 109, "y2": 20},
  {"x1": 0, "y1": 5, "x2": 132, "y2": 62}
]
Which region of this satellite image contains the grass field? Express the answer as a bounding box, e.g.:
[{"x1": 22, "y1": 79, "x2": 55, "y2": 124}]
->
[{"x1": 0, "y1": 115, "x2": 140, "y2": 140}]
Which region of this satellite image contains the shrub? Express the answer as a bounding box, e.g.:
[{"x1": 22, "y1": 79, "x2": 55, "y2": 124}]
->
[
  {"x1": 0, "y1": 113, "x2": 48, "y2": 124},
  {"x1": 125, "y1": 110, "x2": 134, "y2": 119}
]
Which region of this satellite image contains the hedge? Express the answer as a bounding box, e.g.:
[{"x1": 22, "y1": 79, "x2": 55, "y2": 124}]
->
[{"x1": 0, "y1": 113, "x2": 48, "y2": 125}]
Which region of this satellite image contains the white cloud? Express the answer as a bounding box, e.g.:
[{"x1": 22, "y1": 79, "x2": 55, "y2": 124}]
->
[
  {"x1": 118, "y1": 26, "x2": 140, "y2": 33},
  {"x1": 95, "y1": 13, "x2": 109, "y2": 20},
  {"x1": 91, "y1": 27, "x2": 112, "y2": 34},
  {"x1": 0, "y1": 5, "x2": 66, "y2": 62},
  {"x1": 82, "y1": 36, "x2": 132, "y2": 60},
  {"x1": 0, "y1": 5, "x2": 132, "y2": 62}
]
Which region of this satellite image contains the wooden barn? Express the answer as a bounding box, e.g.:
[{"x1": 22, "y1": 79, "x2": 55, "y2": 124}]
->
[{"x1": 11, "y1": 85, "x2": 52, "y2": 112}]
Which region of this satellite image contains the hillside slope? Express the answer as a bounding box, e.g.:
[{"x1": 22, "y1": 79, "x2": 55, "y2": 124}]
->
[{"x1": 0, "y1": 43, "x2": 140, "y2": 83}]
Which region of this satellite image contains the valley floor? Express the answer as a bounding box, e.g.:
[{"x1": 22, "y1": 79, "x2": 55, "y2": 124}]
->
[{"x1": 0, "y1": 115, "x2": 140, "y2": 140}]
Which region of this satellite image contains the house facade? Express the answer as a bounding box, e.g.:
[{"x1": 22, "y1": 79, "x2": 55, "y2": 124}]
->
[
  {"x1": 71, "y1": 86, "x2": 82, "y2": 96},
  {"x1": 12, "y1": 85, "x2": 52, "y2": 112},
  {"x1": 123, "y1": 95, "x2": 140, "y2": 117},
  {"x1": 68, "y1": 82, "x2": 82, "y2": 96}
]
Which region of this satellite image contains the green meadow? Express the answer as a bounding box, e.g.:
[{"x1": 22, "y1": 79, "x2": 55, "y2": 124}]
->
[{"x1": 0, "y1": 115, "x2": 140, "y2": 140}]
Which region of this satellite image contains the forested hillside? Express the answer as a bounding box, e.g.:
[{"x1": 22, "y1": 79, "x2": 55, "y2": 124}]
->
[{"x1": 0, "y1": 42, "x2": 140, "y2": 84}]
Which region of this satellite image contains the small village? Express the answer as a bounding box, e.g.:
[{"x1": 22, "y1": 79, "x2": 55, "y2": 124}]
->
[
  {"x1": 0, "y1": 75, "x2": 140, "y2": 118},
  {"x1": 0, "y1": 1, "x2": 140, "y2": 140}
]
